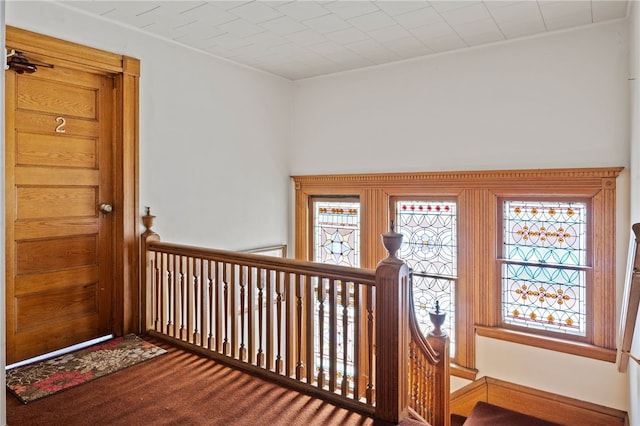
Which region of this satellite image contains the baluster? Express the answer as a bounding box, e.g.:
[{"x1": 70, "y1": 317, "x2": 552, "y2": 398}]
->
[
  {"x1": 317, "y1": 277, "x2": 326, "y2": 388},
  {"x1": 285, "y1": 272, "x2": 294, "y2": 377},
  {"x1": 328, "y1": 279, "x2": 337, "y2": 393},
  {"x1": 366, "y1": 286, "x2": 375, "y2": 404},
  {"x1": 168, "y1": 254, "x2": 175, "y2": 336},
  {"x1": 187, "y1": 256, "x2": 194, "y2": 343},
  {"x1": 153, "y1": 251, "x2": 160, "y2": 331},
  {"x1": 191, "y1": 257, "x2": 199, "y2": 344},
  {"x1": 266, "y1": 269, "x2": 274, "y2": 370},
  {"x1": 179, "y1": 255, "x2": 186, "y2": 341},
  {"x1": 199, "y1": 257, "x2": 206, "y2": 347},
  {"x1": 275, "y1": 271, "x2": 284, "y2": 374},
  {"x1": 353, "y1": 282, "x2": 361, "y2": 399},
  {"x1": 305, "y1": 275, "x2": 314, "y2": 385},
  {"x1": 295, "y1": 274, "x2": 304, "y2": 380},
  {"x1": 214, "y1": 261, "x2": 222, "y2": 352},
  {"x1": 240, "y1": 265, "x2": 247, "y2": 361},
  {"x1": 223, "y1": 262, "x2": 230, "y2": 356},
  {"x1": 247, "y1": 266, "x2": 255, "y2": 364},
  {"x1": 257, "y1": 267, "x2": 265, "y2": 367},
  {"x1": 207, "y1": 260, "x2": 214, "y2": 350},
  {"x1": 341, "y1": 280, "x2": 350, "y2": 396}
]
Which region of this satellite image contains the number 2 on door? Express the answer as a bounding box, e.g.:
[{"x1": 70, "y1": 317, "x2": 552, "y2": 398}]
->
[{"x1": 55, "y1": 116, "x2": 66, "y2": 133}]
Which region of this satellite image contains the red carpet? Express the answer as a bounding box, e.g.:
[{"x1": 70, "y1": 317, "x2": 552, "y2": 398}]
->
[{"x1": 6, "y1": 336, "x2": 382, "y2": 425}]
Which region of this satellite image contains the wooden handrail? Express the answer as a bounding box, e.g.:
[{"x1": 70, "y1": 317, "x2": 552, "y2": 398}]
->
[
  {"x1": 141, "y1": 210, "x2": 448, "y2": 425},
  {"x1": 147, "y1": 240, "x2": 376, "y2": 284}
]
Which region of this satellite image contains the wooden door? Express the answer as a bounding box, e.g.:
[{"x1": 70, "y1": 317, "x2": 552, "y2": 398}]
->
[{"x1": 5, "y1": 55, "x2": 115, "y2": 364}]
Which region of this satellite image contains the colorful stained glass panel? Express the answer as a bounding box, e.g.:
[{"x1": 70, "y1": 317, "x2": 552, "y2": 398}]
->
[
  {"x1": 396, "y1": 200, "x2": 457, "y2": 356},
  {"x1": 396, "y1": 201, "x2": 457, "y2": 276},
  {"x1": 501, "y1": 201, "x2": 588, "y2": 336},
  {"x1": 314, "y1": 201, "x2": 360, "y2": 267}
]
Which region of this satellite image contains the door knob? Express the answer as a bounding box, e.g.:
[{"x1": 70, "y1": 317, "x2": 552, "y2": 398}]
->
[{"x1": 99, "y1": 203, "x2": 113, "y2": 214}]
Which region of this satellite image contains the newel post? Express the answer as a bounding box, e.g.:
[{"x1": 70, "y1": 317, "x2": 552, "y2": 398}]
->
[
  {"x1": 375, "y1": 226, "x2": 410, "y2": 424},
  {"x1": 140, "y1": 207, "x2": 160, "y2": 333},
  {"x1": 427, "y1": 301, "x2": 451, "y2": 426}
]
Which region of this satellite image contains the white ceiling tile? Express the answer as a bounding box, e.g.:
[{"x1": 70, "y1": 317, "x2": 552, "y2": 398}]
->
[
  {"x1": 228, "y1": 2, "x2": 283, "y2": 24},
  {"x1": 498, "y1": 18, "x2": 547, "y2": 39},
  {"x1": 382, "y1": 36, "x2": 434, "y2": 58},
  {"x1": 348, "y1": 10, "x2": 397, "y2": 32},
  {"x1": 218, "y1": 18, "x2": 266, "y2": 37},
  {"x1": 209, "y1": 33, "x2": 253, "y2": 50},
  {"x1": 172, "y1": 21, "x2": 226, "y2": 40},
  {"x1": 245, "y1": 31, "x2": 289, "y2": 48},
  {"x1": 276, "y1": 1, "x2": 330, "y2": 21},
  {"x1": 410, "y1": 22, "x2": 457, "y2": 40},
  {"x1": 345, "y1": 38, "x2": 402, "y2": 64},
  {"x1": 485, "y1": 1, "x2": 542, "y2": 24},
  {"x1": 592, "y1": 0, "x2": 629, "y2": 22},
  {"x1": 136, "y1": 5, "x2": 196, "y2": 28},
  {"x1": 108, "y1": 2, "x2": 161, "y2": 16},
  {"x1": 368, "y1": 24, "x2": 412, "y2": 43},
  {"x1": 430, "y1": 1, "x2": 482, "y2": 13},
  {"x1": 304, "y1": 13, "x2": 352, "y2": 33},
  {"x1": 455, "y1": 19, "x2": 505, "y2": 46},
  {"x1": 285, "y1": 30, "x2": 330, "y2": 46},
  {"x1": 154, "y1": 1, "x2": 207, "y2": 15},
  {"x1": 260, "y1": 15, "x2": 308, "y2": 35},
  {"x1": 323, "y1": 1, "x2": 379, "y2": 20},
  {"x1": 392, "y1": 6, "x2": 443, "y2": 29},
  {"x1": 539, "y1": 1, "x2": 592, "y2": 30},
  {"x1": 59, "y1": 1, "x2": 119, "y2": 16},
  {"x1": 214, "y1": 1, "x2": 253, "y2": 11},
  {"x1": 424, "y1": 33, "x2": 468, "y2": 52},
  {"x1": 172, "y1": 34, "x2": 217, "y2": 50},
  {"x1": 375, "y1": 1, "x2": 431, "y2": 16},
  {"x1": 140, "y1": 22, "x2": 187, "y2": 40},
  {"x1": 58, "y1": 0, "x2": 631, "y2": 80},
  {"x1": 102, "y1": 8, "x2": 157, "y2": 29},
  {"x1": 325, "y1": 27, "x2": 371, "y2": 44},
  {"x1": 180, "y1": 4, "x2": 237, "y2": 25},
  {"x1": 440, "y1": 2, "x2": 492, "y2": 25}
]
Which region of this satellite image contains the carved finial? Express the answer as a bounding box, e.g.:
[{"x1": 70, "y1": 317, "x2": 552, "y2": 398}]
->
[
  {"x1": 390, "y1": 219, "x2": 395, "y2": 232},
  {"x1": 429, "y1": 299, "x2": 446, "y2": 336},
  {"x1": 142, "y1": 206, "x2": 156, "y2": 233}
]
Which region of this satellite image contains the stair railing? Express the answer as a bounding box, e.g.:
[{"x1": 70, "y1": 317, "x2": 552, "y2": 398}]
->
[{"x1": 141, "y1": 210, "x2": 449, "y2": 425}]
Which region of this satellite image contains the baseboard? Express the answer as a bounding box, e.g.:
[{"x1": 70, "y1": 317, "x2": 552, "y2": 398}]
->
[{"x1": 450, "y1": 376, "x2": 628, "y2": 426}]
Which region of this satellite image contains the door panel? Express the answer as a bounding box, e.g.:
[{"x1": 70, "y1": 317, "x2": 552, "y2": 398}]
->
[{"x1": 6, "y1": 57, "x2": 114, "y2": 364}]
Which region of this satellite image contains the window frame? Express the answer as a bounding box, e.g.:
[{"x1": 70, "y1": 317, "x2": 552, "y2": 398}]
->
[
  {"x1": 292, "y1": 167, "x2": 622, "y2": 374},
  {"x1": 496, "y1": 196, "x2": 593, "y2": 343}
]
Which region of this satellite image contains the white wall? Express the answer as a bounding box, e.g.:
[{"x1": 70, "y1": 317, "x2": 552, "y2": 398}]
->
[
  {"x1": 5, "y1": 1, "x2": 294, "y2": 251},
  {"x1": 627, "y1": 1, "x2": 640, "y2": 424},
  {"x1": 292, "y1": 21, "x2": 629, "y2": 175},
  {"x1": 293, "y1": 21, "x2": 631, "y2": 411}
]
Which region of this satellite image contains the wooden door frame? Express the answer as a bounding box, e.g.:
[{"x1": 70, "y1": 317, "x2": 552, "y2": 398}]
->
[{"x1": 5, "y1": 26, "x2": 140, "y2": 337}]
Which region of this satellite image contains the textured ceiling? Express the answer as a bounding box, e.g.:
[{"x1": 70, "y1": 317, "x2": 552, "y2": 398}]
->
[{"x1": 60, "y1": 1, "x2": 630, "y2": 80}]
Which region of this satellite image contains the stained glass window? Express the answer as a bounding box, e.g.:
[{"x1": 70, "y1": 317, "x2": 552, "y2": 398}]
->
[
  {"x1": 313, "y1": 200, "x2": 360, "y2": 267},
  {"x1": 396, "y1": 200, "x2": 457, "y2": 356},
  {"x1": 501, "y1": 201, "x2": 588, "y2": 336},
  {"x1": 312, "y1": 199, "x2": 360, "y2": 387}
]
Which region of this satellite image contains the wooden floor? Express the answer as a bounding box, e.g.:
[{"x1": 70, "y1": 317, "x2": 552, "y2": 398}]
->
[{"x1": 6, "y1": 336, "x2": 380, "y2": 426}]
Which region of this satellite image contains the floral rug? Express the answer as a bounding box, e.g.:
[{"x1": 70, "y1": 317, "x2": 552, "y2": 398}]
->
[{"x1": 6, "y1": 334, "x2": 167, "y2": 404}]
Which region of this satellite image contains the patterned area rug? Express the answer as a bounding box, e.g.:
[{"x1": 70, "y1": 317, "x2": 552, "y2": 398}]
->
[{"x1": 6, "y1": 334, "x2": 167, "y2": 404}]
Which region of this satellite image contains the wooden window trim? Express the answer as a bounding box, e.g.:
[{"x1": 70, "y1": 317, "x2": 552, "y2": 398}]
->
[{"x1": 293, "y1": 167, "x2": 623, "y2": 371}]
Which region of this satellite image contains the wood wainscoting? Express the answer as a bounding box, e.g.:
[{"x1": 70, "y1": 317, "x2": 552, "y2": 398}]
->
[{"x1": 450, "y1": 376, "x2": 628, "y2": 426}]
